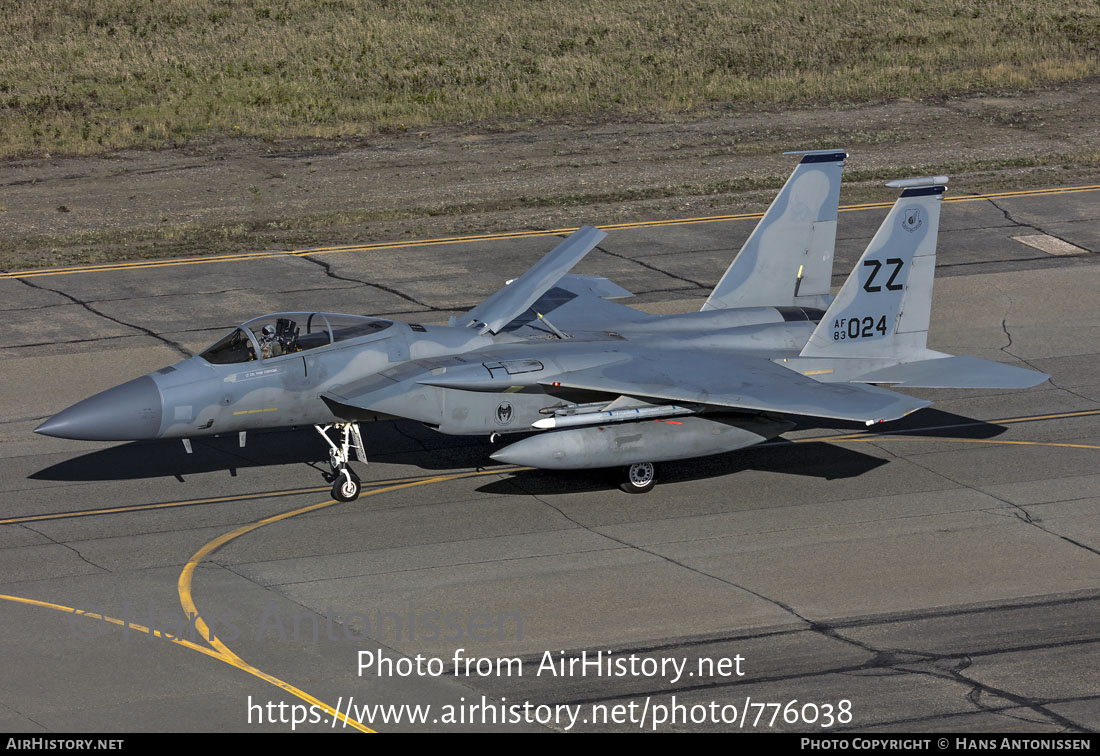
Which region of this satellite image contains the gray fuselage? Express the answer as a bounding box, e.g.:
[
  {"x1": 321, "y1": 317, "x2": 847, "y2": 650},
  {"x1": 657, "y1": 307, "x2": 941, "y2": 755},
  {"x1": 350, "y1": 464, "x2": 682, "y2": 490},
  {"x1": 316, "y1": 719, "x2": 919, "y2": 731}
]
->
[{"x1": 35, "y1": 305, "x2": 821, "y2": 443}]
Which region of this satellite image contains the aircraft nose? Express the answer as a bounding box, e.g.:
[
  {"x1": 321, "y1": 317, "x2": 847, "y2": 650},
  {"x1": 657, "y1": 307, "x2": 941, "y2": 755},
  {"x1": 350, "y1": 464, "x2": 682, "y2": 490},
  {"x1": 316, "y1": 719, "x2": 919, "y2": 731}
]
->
[{"x1": 35, "y1": 375, "x2": 163, "y2": 441}]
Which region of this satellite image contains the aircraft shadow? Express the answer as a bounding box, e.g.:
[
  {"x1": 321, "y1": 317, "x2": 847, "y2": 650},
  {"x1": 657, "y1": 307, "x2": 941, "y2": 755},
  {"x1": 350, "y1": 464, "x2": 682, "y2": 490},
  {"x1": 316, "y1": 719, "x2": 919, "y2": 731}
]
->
[
  {"x1": 475, "y1": 408, "x2": 1009, "y2": 496},
  {"x1": 790, "y1": 407, "x2": 1010, "y2": 439},
  {"x1": 29, "y1": 421, "x2": 495, "y2": 483},
  {"x1": 476, "y1": 439, "x2": 889, "y2": 496},
  {"x1": 30, "y1": 408, "x2": 1005, "y2": 486}
]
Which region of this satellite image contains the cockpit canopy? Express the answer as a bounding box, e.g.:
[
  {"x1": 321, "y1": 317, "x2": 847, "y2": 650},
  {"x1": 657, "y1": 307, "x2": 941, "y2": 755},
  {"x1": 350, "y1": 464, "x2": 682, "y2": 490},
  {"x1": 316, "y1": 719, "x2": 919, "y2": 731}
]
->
[{"x1": 199, "y1": 312, "x2": 393, "y2": 364}]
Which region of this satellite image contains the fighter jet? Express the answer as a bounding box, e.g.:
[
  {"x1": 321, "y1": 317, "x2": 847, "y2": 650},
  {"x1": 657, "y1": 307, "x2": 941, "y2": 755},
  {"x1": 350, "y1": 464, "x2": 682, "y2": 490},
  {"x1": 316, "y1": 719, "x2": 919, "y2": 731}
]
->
[{"x1": 35, "y1": 151, "x2": 1048, "y2": 497}]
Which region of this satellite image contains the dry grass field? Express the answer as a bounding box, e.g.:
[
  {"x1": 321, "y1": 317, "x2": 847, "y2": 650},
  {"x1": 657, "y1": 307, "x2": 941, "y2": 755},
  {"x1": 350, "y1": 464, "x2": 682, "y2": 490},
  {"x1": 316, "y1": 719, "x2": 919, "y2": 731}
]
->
[{"x1": 3, "y1": 0, "x2": 1098, "y2": 157}]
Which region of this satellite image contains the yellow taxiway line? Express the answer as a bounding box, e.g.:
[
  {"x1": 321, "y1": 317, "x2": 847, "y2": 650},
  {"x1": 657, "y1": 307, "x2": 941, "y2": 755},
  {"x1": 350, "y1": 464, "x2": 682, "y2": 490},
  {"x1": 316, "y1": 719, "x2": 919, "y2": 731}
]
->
[
  {"x1": 794, "y1": 408, "x2": 1100, "y2": 446},
  {"x1": 789, "y1": 405, "x2": 1100, "y2": 448},
  {"x1": 3, "y1": 184, "x2": 1097, "y2": 280},
  {"x1": 0, "y1": 588, "x2": 375, "y2": 733},
  {"x1": 0, "y1": 467, "x2": 516, "y2": 735},
  {"x1": 0, "y1": 485, "x2": 328, "y2": 525},
  {"x1": 843, "y1": 436, "x2": 1100, "y2": 451},
  {"x1": 5, "y1": 410, "x2": 1100, "y2": 527},
  {"x1": 0, "y1": 592, "x2": 227, "y2": 661},
  {"x1": 0, "y1": 470, "x2": 516, "y2": 526},
  {"x1": 176, "y1": 467, "x2": 515, "y2": 733},
  {"x1": 1, "y1": 409, "x2": 1098, "y2": 731}
]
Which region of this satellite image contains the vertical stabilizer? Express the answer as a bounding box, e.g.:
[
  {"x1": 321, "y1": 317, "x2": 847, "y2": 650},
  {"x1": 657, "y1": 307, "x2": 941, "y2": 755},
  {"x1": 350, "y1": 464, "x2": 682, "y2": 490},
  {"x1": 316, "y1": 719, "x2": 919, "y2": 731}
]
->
[
  {"x1": 702, "y1": 149, "x2": 846, "y2": 311},
  {"x1": 800, "y1": 177, "x2": 947, "y2": 360}
]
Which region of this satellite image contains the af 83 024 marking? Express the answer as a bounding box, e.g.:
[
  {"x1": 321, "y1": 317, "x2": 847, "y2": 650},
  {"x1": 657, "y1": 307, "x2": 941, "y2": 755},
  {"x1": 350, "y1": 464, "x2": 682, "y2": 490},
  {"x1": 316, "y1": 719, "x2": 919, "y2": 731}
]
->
[{"x1": 832, "y1": 315, "x2": 889, "y2": 341}]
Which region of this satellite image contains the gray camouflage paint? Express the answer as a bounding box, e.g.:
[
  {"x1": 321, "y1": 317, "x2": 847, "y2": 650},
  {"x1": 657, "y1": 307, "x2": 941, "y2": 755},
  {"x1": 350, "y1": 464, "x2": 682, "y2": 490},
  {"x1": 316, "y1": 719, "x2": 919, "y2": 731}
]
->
[
  {"x1": 702, "y1": 149, "x2": 846, "y2": 312},
  {"x1": 37, "y1": 161, "x2": 1049, "y2": 471}
]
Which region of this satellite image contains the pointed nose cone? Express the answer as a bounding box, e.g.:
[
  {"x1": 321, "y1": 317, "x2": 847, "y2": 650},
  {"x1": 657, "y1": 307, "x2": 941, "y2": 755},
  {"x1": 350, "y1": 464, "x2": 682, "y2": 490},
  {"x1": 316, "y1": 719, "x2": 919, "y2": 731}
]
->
[{"x1": 35, "y1": 376, "x2": 163, "y2": 441}]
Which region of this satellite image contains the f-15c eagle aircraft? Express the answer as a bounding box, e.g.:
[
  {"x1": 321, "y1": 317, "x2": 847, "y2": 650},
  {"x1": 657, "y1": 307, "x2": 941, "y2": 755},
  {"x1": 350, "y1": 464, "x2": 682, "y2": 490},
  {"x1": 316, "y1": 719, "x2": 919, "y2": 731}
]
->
[{"x1": 36, "y1": 150, "x2": 1048, "y2": 497}]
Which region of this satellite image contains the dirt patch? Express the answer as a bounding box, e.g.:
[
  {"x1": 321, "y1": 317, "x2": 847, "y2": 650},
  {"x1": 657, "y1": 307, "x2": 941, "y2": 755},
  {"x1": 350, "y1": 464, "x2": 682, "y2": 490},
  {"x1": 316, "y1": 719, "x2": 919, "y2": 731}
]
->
[{"x1": 2, "y1": 80, "x2": 1098, "y2": 271}]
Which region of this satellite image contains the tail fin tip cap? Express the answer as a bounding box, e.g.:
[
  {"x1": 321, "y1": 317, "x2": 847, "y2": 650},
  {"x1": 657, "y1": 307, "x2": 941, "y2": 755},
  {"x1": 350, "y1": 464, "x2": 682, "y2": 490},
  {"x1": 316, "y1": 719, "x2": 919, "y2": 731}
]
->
[
  {"x1": 886, "y1": 176, "x2": 949, "y2": 189},
  {"x1": 783, "y1": 148, "x2": 847, "y2": 155},
  {"x1": 783, "y1": 148, "x2": 848, "y2": 163}
]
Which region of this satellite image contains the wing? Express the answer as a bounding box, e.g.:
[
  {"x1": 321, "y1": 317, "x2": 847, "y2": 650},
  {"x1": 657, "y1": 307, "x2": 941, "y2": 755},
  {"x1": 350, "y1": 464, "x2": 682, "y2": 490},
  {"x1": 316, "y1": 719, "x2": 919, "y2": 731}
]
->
[
  {"x1": 461, "y1": 225, "x2": 606, "y2": 334},
  {"x1": 540, "y1": 349, "x2": 930, "y2": 424}
]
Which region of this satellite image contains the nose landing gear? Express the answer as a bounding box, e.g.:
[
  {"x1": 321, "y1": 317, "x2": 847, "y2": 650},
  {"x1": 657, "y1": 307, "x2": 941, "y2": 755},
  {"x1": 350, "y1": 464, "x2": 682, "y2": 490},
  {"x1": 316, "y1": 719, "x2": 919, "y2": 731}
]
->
[{"x1": 315, "y1": 423, "x2": 366, "y2": 501}]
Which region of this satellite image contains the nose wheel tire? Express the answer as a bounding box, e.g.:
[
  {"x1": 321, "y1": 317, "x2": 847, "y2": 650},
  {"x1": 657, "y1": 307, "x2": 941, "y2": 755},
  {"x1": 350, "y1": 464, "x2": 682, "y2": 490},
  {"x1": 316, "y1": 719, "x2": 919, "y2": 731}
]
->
[
  {"x1": 317, "y1": 423, "x2": 367, "y2": 502},
  {"x1": 619, "y1": 462, "x2": 657, "y2": 493},
  {"x1": 332, "y1": 469, "x2": 362, "y2": 502}
]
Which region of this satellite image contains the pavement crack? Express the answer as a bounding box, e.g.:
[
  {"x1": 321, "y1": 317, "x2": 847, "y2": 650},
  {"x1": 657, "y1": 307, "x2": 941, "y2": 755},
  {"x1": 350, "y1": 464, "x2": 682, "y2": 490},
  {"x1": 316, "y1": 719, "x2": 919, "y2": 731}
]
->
[
  {"x1": 556, "y1": 631, "x2": 1094, "y2": 723},
  {"x1": 823, "y1": 626, "x2": 1084, "y2": 731},
  {"x1": 0, "y1": 414, "x2": 49, "y2": 425},
  {"x1": 15, "y1": 277, "x2": 191, "y2": 359},
  {"x1": 0, "y1": 334, "x2": 138, "y2": 351},
  {"x1": 502, "y1": 475, "x2": 815, "y2": 630},
  {"x1": 907, "y1": 656, "x2": 1083, "y2": 731},
  {"x1": 0, "y1": 699, "x2": 49, "y2": 730},
  {"x1": 987, "y1": 198, "x2": 1095, "y2": 255},
  {"x1": 1042, "y1": 375, "x2": 1099, "y2": 406},
  {"x1": 987, "y1": 197, "x2": 1042, "y2": 233},
  {"x1": 593, "y1": 242, "x2": 707, "y2": 289},
  {"x1": 21, "y1": 523, "x2": 111, "y2": 573},
  {"x1": 500, "y1": 475, "x2": 921, "y2": 667},
  {"x1": 264, "y1": 542, "x2": 625, "y2": 588},
  {"x1": 1000, "y1": 317, "x2": 1016, "y2": 354},
  {"x1": 218, "y1": 561, "x2": 270, "y2": 591},
  {"x1": 865, "y1": 439, "x2": 1100, "y2": 561},
  {"x1": 1017, "y1": 509, "x2": 1100, "y2": 558},
  {"x1": 994, "y1": 285, "x2": 1096, "y2": 405},
  {"x1": 297, "y1": 254, "x2": 440, "y2": 310}
]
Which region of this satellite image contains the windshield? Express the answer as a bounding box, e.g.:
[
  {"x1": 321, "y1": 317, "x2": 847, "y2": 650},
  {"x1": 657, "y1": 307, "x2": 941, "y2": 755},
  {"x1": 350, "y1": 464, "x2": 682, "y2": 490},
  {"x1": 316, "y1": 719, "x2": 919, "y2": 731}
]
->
[
  {"x1": 243, "y1": 313, "x2": 330, "y2": 359},
  {"x1": 324, "y1": 314, "x2": 393, "y2": 342},
  {"x1": 200, "y1": 312, "x2": 393, "y2": 364},
  {"x1": 200, "y1": 328, "x2": 256, "y2": 364}
]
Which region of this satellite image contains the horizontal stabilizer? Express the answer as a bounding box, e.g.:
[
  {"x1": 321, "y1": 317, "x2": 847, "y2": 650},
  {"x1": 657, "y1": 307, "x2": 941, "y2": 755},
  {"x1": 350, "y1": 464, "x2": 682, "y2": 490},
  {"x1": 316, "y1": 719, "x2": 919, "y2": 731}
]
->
[
  {"x1": 463, "y1": 225, "x2": 607, "y2": 334},
  {"x1": 852, "y1": 355, "x2": 1049, "y2": 389}
]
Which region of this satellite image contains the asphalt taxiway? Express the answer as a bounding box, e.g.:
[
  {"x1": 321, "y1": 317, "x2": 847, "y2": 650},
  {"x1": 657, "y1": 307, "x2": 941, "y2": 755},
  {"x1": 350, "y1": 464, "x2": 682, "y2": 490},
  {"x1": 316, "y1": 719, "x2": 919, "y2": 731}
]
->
[{"x1": 1, "y1": 183, "x2": 1099, "y2": 732}]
